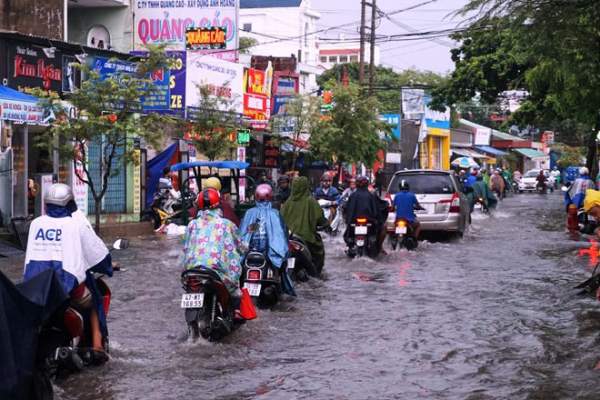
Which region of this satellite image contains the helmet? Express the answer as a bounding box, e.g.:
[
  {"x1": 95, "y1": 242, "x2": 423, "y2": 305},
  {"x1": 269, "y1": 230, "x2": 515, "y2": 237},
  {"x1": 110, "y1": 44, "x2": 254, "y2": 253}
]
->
[
  {"x1": 196, "y1": 188, "x2": 220, "y2": 210},
  {"x1": 399, "y1": 180, "x2": 410, "y2": 191},
  {"x1": 44, "y1": 183, "x2": 73, "y2": 207},
  {"x1": 255, "y1": 184, "x2": 273, "y2": 201},
  {"x1": 356, "y1": 175, "x2": 369, "y2": 188},
  {"x1": 205, "y1": 177, "x2": 222, "y2": 191},
  {"x1": 321, "y1": 173, "x2": 332, "y2": 182},
  {"x1": 580, "y1": 167, "x2": 589, "y2": 175}
]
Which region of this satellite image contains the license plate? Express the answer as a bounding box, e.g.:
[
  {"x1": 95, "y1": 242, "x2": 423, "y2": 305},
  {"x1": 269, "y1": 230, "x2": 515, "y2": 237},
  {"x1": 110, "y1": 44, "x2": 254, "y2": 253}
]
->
[
  {"x1": 356, "y1": 239, "x2": 365, "y2": 246},
  {"x1": 287, "y1": 257, "x2": 295, "y2": 270},
  {"x1": 355, "y1": 226, "x2": 368, "y2": 235},
  {"x1": 180, "y1": 293, "x2": 204, "y2": 308},
  {"x1": 244, "y1": 282, "x2": 262, "y2": 297},
  {"x1": 395, "y1": 226, "x2": 407, "y2": 234}
]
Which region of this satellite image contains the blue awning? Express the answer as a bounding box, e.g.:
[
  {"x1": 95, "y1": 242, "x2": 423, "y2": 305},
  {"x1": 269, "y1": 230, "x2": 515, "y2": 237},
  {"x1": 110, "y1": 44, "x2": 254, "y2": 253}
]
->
[
  {"x1": 476, "y1": 146, "x2": 508, "y2": 157},
  {"x1": 170, "y1": 160, "x2": 249, "y2": 172},
  {"x1": 0, "y1": 85, "x2": 39, "y2": 103}
]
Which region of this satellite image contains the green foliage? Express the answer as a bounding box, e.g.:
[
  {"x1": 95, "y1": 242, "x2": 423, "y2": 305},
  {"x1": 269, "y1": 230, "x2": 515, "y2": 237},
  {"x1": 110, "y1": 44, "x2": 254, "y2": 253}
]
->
[
  {"x1": 317, "y1": 63, "x2": 447, "y2": 114},
  {"x1": 187, "y1": 85, "x2": 240, "y2": 161},
  {"x1": 555, "y1": 144, "x2": 585, "y2": 169},
  {"x1": 239, "y1": 37, "x2": 259, "y2": 54},
  {"x1": 310, "y1": 83, "x2": 391, "y2": 166},
  {"x1": 36, "y1": 44, "x2": 172, "y2": 231}
]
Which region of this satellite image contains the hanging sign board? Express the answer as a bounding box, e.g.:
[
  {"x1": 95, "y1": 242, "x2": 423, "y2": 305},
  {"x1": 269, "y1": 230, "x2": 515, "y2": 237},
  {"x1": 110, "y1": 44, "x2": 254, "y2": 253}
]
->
[{"x1": 186, "y1": 27, "x2": 227, "y2": 50}]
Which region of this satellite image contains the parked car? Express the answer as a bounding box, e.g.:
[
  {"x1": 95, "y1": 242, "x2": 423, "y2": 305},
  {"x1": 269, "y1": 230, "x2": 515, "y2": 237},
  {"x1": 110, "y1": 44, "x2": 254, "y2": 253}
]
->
[
  {"x1": 518, "y1": 169, "x2": 550, "y2": 193},
  {"x1": 385, "y1": 170, "x2": 471, "y2": 236}
]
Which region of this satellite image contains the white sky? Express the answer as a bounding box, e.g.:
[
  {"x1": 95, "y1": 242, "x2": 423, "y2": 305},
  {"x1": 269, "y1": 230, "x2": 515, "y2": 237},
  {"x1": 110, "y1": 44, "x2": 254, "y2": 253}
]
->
[{"x1": 314, "y1": 0, "x2": 470, "y2": 74}]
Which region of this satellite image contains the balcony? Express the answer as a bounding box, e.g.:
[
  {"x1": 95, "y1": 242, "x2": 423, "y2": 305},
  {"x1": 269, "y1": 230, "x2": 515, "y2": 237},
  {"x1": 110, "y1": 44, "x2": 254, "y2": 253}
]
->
[{"x1": 68, "y1": 0, "x2": 127, "y2": 7}]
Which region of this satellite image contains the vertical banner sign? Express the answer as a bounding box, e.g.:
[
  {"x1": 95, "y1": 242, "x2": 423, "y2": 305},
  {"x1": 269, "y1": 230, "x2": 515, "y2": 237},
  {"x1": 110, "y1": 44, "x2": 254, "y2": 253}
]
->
[
  {"x1": 237, "y1": 146, "x2": 246, "y2": 202},
  {"x1": 40, "y1": 175, "x2": 54, "y2": 216},
  {"x1": 72, "y1": 143, "x2": 88, "y2": 215},
  {"x1": 133, "y1": 149, "x2": 141, "y2": 215},
  {"x1": 134, "y1": 0, "x2": 239, "y2": 62}
]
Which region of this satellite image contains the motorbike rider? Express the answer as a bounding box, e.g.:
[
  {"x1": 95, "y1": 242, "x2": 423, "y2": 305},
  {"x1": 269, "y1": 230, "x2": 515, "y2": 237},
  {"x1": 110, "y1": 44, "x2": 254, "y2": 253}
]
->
[
  {"x1": 393, "y1": 180, "x2": 425, "y2": 239},
  {"x1": 274, "y1": 175, "x2": 291, "y2": 208},
  {"x1": 470, "y1": 173, "x2": 497, "y2": 211},
  {"x1": 536, "y1": 170, "x2": 548, "y2": 192},
  {"x1": 339, "y1": 177, "x2": 357, "y2": 217},
  {"x1": 158, "y1": 167, "x2": 181, "y2": 214},
  {"x1": 281, "y1": 177, "x2": 328, "y2": 275},
  {"x1": 464, "y1": 168, "x2": 478, "y2": 190},
  {"x1": 490, "y1": 170, "x2": 505, "y2": 200},
  {"x1": 565, "y1": 167, "x2": 595, "y2": 209},
  {"x1": 23, "y1": 183, "x2": 112, "y2": 363},
  {"x1": 550, "y1": 167, "x2": 561, "y2": 189},
  {"x1": 240, "y1": 184, "x2": 295, "y2": 295},
  {"x1": 584, "y1": 189, "x2": 600, "y2": 234},
  {"x1": 314, "y1": 172, "x2": 341, "y2": 203},
  {"x1": 343, "y1": 176, "x2": 383, "y2": 254},
  {"x1": 182, "y1": 188, "x2": 247, "y2": 318},
  {"x1": 204, "y1": 176, "x2": 240, "y2": 227}
]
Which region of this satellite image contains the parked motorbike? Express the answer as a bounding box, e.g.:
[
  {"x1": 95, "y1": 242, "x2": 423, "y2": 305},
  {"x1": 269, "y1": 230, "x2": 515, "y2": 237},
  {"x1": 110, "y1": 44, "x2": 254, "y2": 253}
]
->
[
  {"x1": 347, "y1": 217, "x2": 379, "y2": 258},
  {"x1": 288, "y1": 233, "x2": 318, "y2": 282},
  {"x1": 387, "y1": 218, "x2": 418, "y2": 251},
  {"x1": 180, "y1": 267, "x2": 244, "y2": 341},
  {"x1": 145, "y1": 188, "x2": 196, "y2": 229},
  {"x1": 241, "y1": 251, "x2": 282, "y2": 308},
  {"x1": 317, "y1": 199, "x2": 342, "y2": 236}
]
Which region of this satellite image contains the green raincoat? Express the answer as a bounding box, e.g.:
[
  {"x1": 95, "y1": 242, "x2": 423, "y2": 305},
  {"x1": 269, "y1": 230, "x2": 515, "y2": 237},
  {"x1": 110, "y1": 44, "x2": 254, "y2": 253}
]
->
[
  {"x1": 281, "y1": 177, "x2": 328, "y2": 272},
  {"x1": 470, "y1": 179, "x2": 497, "y2": 209}
]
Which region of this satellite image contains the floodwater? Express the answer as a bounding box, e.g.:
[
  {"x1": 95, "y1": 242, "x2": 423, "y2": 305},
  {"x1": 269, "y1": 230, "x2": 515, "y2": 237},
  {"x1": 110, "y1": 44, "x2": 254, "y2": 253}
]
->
[{"x1": 53, "y1": 193, "x2": 600, "y2": 400}]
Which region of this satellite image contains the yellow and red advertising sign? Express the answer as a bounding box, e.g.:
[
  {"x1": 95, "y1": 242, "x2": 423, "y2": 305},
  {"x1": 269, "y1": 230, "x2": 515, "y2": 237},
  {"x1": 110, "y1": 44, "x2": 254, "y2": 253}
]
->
[{"x1": 186, "y1": 27, "x2": 227, "y2": 51}]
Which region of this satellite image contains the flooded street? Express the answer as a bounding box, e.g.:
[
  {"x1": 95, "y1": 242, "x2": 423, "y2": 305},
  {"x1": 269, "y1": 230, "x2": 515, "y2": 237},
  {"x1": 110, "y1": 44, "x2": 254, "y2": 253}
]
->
[{"x1": 53, "y1": 193, "x2": 600, "y2": 400}]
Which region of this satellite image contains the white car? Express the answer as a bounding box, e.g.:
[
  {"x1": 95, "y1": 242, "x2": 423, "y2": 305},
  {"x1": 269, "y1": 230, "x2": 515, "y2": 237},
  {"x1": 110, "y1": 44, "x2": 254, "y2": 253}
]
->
[{"x1": 518, "y1": 169, "x2": 550, "y2": 192}]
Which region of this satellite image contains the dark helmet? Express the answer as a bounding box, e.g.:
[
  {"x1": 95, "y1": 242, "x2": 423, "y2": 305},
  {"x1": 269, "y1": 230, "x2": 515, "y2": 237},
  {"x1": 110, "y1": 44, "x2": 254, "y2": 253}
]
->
[
  {"x1": 356, "y1": 175, "x2": 369, "y2": 188},
  {"x1": 197, "y1": 188, "x2": 220, "y2": 210},
  {"x1": 255, "y1": 184, "x2": 273, "y2": 201},
  {"x1": 399, "y1": 180, "x2": 410, "y2": 191}
]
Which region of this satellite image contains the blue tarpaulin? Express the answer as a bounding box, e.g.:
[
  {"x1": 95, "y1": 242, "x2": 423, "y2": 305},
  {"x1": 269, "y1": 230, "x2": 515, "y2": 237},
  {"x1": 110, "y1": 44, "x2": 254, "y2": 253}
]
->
[
  {"x1": 146, "y1": 143, "x2": 178, "y2": 208},
  {"x1": 170, "y1": 160, "x2": 249, "y2": 172},
  {"x1": 475, "y1": 146, "x2": 508, "y2": 157}
]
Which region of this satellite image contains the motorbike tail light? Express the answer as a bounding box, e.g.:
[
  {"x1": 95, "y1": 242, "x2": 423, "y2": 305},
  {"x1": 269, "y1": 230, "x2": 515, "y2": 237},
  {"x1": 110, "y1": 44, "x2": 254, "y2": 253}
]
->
[
  {"x1": 267, "y1": 269, "x2": 274, "y2": 279},
  {"x1": 63, "y1": 307, "x2": 84, "y2": 339},
  {"x1": 356, "y1": 217, "x2": 368, "y2": 224},
  {"x1": 397, "y1": 220, "x2": 407, "y2": 227},
  {"x1": 247, "y1": 269, "x2": 261, "y2": 281},
  {"x1": 289, "y1": 240, "x2": 302, "y2": 252},
  {"x1": 183, "y1": 275, "x2": 204, "y2": 292}
]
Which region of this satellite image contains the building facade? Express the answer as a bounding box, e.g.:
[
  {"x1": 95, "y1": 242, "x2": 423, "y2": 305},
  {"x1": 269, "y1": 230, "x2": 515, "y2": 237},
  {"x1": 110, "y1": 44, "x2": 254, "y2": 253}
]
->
[
  {"x1": 317, "y1": 39, "x2": 380, "y2": 71},
  {"x1": 0, "y1": 0, "x2": 65, "y2": 40}
]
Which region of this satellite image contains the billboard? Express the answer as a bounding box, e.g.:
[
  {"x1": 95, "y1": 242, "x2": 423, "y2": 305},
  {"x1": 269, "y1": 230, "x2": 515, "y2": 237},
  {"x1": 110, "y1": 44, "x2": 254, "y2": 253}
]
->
[
  {"x1": 134, "y1": 0, "x2": 239, "y2": 61},
  {"x1": 186, "y1": 27, "x2": 227, "y2": 50},
  {"x1": 185, "y1": 53, "x2": 243, "y2": 113},
  {"x1": 401, "y1": 88, "x2": 425, "y2": 120}
]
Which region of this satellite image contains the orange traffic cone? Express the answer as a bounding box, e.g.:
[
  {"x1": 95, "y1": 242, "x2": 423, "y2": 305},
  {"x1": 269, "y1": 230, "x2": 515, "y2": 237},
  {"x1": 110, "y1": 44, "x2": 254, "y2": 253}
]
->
[{"x1": 239, "y1": 288, "x2": 257, "y2": 320}]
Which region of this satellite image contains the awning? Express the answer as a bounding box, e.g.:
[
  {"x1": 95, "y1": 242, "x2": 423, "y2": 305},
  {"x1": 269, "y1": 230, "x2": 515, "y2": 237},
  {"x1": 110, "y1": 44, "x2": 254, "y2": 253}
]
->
[
  {"x1": 451, "y1": 147, "x2": 490, "y2": 159},
  {"x1": 513, "y1": 148, "x2": 547, "y2": 160},
  {"x1": 0, "y1": 86, "x2": 44, "y2": 124},
  {"x1": 475, "y1": 146, "x2": 508, "y2": 157}
]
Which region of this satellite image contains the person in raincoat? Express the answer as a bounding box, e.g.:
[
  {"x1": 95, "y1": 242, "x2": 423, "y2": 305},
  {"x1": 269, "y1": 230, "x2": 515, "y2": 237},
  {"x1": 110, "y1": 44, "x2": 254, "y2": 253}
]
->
[
  {"x1": 239, "y1": 184, "x2": 295, "y2": 296},
  {"x1": 281, "y1": 177, "x2": 328, "y2": 275},
  {"x1": 565, "y1": 167, "x2": 595, "y2": 210},
  {"x1": 182, "y1": 188, "x2": 247, "y2": 311},
  {"x1": 584, "y1": 189, "x2": 600, "y2": 237},
  {"x1": 469, "y1": 174, "x2": 498, "y2": 211}
]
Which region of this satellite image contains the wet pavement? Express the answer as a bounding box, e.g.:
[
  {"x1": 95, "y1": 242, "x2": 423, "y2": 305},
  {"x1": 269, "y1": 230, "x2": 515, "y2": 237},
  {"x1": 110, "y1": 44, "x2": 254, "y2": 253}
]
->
[{"x1": 4, "y1": 192, "x2": 600, "y2": 399}]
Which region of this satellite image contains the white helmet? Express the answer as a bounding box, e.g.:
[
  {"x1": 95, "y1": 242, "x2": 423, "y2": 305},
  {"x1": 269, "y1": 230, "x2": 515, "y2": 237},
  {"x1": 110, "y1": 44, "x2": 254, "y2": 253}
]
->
[
  {"x1": 44, "y1": 183, "x2": 74, "y2": 207},
  {"x1": 580, "y1": 167, "x2": 589, "y2": 175}
]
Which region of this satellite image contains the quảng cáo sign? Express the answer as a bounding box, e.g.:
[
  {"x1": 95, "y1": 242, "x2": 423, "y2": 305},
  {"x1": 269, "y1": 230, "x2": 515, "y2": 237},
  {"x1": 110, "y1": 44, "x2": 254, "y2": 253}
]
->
[{"x1": 186, "y1": 27, "x2": 227, "y2": 51}]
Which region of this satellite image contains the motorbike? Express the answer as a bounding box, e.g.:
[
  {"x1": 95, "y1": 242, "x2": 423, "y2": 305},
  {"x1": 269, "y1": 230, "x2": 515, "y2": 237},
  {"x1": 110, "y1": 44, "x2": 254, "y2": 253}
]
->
[
  {"x1": 575, "y1": 262, "x2": 600, "y2": 297},
  {"x1": 578, "y1": 209, "x2": 598, "y2": 234},
  {"x1": 536, "y1": 181, "x2": 548, "y2": 194},
  {"x1": 288, "y1": 233, "x2": 318, "y2": 281},
  {"x1": 387, "y1": 218, "x2": 418, "y2": 251},
  {"x1": 241, "y1": 251, "x2": 282, "y2": 308},
  {"x1": 473, "y1": 197, "x2": 489, "y2": 214},
  {"x1": 347, "y1": 217, "x2": 379, "y2": 258},
  {"x1": 317, "y1": 198, "x2": 342, "y2": 236},
  {"x1": 145, "y1": 187, "x2": 196, "y2": 230},
  {"x1": 180, "y1": 267, "x2": 244, "y2": 341}
]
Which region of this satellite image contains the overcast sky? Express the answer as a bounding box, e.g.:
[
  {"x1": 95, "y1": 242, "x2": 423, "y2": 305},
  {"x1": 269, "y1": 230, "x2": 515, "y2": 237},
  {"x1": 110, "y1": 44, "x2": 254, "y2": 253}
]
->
[{"x1": 315, "y1": 0, "x2": 470, "y2": 74}]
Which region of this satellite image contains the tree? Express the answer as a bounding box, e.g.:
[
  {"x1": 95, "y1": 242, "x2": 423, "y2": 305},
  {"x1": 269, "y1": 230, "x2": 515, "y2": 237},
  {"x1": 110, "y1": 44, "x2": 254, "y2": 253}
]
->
[
  {"x1": 310, "y1": 83, "x2": 391, "y2": 166},
  {"x1": 317, "y1": 63, "x2": 447, "y2": 114},
  {"x1": 432, "y1": 0, "x2": 600, "y2": 173},
  {"x1": 37, "y1": 45, "x2": 171, "y2": 233},
  {"x1": 270, "y1": 94, "x2": 322, "y2": 172},
  {"x1": 239, "y1": 37, "x2": 259, "y2": 54},
  {"x1": 186, "y1": 85, "x2": 240, "y2": 161}
]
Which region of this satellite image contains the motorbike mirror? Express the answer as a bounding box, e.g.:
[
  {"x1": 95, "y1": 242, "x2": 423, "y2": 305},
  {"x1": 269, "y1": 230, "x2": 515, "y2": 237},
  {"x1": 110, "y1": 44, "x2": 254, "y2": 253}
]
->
[
  {"x1": 112, "y1": 238, "x2": 129, "y2": 250},
  {"x1": 561, "y1": 186, "x2": 569, "y2": 192}
]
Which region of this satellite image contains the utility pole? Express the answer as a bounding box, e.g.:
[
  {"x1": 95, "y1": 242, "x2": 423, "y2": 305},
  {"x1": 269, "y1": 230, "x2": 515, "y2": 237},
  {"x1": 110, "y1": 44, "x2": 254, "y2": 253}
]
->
[
  {"x1": 358, "y1": 0, "x2": 366, "y2": 85},
  {"x1": 368, "y1": 0, "x2": 377, "y2": 96}
]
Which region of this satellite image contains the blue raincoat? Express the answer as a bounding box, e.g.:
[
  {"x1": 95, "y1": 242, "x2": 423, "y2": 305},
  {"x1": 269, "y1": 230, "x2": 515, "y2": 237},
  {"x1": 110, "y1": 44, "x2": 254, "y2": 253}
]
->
[{"x1": 240, "y1": 201, "x2": 295, "y2": 296}]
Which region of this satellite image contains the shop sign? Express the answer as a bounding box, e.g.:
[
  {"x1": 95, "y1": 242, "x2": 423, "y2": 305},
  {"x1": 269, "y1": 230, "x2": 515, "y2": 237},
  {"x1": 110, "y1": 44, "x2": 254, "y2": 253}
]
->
[
  {"x1": 380, "y1": 114, "x2": 400, "y2": 139},
  {"x1": 474, "y1": 128, "x2": 491, "y2": 146},
  {"x1": 134, "y1": 0, "x2": 239, "y2": 62},
  {"x1": 237, "y1": 129, "x2": 250, "y2": 145},
  {"x1": 185, "y1": 53, "x2": 243, "y2": 113},
  {"x1": 263, "y1": 135, "x2": 280, "y2": 168},
  {"x1": 246, "y1": 68, "x2": 268, "y2": 96},
  {"x1": 133, "y1": 149, "x2": 141, "y2": 215},
  {"x1": 90, "y1": 56, "x2": 171, "y2": 112},
  {"x1": 273, "y1": 75, "x2": 298, "y2": 96},
  {"x1": 72, "y1": 143, "x2": 88, "y2": 215},
  {"x1": 62, "y1": 55, "x2": 82, "y2": 94},
  {"x1": 0, "y1": 99, "x2": 44, "y2": 124},
  {"x1": 243, "y1": 93, "x2": 269, "y2": 130},
  {"x1": 186, "y1": 27, "x2": 227, "y2": 50},
  {"x1": 9, "y1": 44, "x2": 62, "y2": 95}
]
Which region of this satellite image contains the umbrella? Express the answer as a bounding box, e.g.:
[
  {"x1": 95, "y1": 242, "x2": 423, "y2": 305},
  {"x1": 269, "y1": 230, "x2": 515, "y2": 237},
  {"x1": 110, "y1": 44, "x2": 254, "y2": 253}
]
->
[{"x1": 452, "y1": 156, "x2": 479, "y2": 169}]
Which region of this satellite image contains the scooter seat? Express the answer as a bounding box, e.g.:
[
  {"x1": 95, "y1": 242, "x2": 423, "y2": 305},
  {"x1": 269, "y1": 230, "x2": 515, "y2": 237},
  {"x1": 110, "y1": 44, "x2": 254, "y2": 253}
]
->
[{"x1": 182, "y1": 267, "x2": 223, "y2": 283}]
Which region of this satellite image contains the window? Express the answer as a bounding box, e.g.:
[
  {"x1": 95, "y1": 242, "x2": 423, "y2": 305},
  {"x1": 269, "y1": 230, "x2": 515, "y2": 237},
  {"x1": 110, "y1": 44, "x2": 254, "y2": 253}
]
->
[
  {"x1": 349, "y1": 55, "x2": 358, "y2": 62},
  {"x1": 339, "y1": 55, "x2": 348, "y2": 63},
  {"x1": 243, "y1": 23, "x2": 252, "y2": 32},
  {"x1": 389, "y1": 173, "x2": 455, "y2": 195},
  {"x1": 320, "y1": 56, "x2": 327, "y2": 62},
  {"x1": 304, "y1": 22, "x2": 309, "y2": 46},
  {"x1": 328, "y1": 55, "x2": 337, "y2": 63}
]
